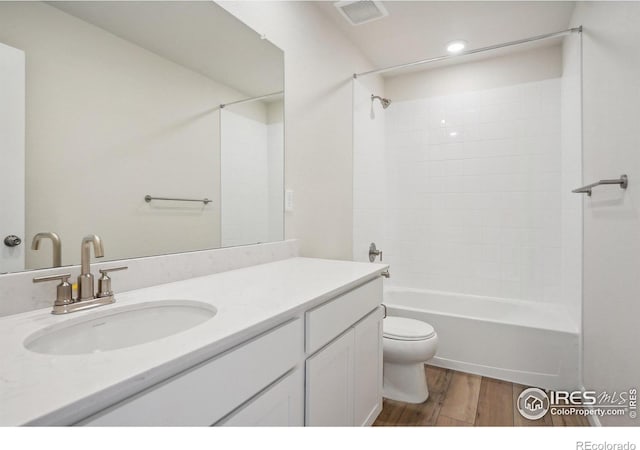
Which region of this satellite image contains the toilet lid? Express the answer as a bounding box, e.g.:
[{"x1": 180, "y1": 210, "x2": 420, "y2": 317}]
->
[{"x1": 383, "y1": 317, "x2": 436, "y2": 341}]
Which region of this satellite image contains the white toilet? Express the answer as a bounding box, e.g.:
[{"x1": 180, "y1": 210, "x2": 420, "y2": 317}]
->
[{"x1": 382, "y1": 316, "x2": 439, "y2": 403}]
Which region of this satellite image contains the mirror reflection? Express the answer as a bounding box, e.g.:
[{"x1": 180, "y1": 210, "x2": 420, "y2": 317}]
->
[
  {"x1": 220, "y1": 95, "x2": 284, "y2": 248},
  {"x1": 0, "y1": 1, "x2": 285, "y2": 274}
]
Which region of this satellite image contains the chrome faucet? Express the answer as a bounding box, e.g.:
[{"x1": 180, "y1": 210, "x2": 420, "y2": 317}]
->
[
  {"x1": 77, "y1": 234, "x2": 104, "y2": 301},
  {"x1": 31, "y1": 232, "x2": 62, "y2": 267}
]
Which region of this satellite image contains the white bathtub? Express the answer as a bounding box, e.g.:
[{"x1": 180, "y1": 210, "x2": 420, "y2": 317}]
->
[{"x1": 384, "y1": 287, "x2": 580, "y2": 390}]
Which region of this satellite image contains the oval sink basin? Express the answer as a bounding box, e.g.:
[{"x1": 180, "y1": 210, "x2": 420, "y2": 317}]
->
[{"x1": 25, "y1": 300, "x2": 217, "y2": 355}]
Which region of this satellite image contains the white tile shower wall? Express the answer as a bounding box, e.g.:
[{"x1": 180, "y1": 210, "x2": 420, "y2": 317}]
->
[
  {"x1": 356, "y1": 79, "x2": 567, "y2": 303},
  {"x1": 221, "y1": 109, "x2": 270, "y2": 247},
  {"x1": 0, "y1": 240, "x2": 299, "y2": 317}
]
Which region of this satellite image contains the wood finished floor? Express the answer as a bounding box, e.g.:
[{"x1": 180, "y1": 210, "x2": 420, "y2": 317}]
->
[{"x1": 374, "y1": 365, "x2": 590, "y2": 427}]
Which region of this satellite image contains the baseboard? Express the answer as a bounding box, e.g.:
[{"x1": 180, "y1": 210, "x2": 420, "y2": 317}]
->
[{"x1": 363, "y1": 401, "x2": 383, "y2": 426}]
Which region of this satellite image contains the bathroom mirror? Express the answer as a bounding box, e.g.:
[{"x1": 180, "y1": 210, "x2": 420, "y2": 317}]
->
[{"x1": 0, "y1": 1, "x2": 284, "y2": 274}]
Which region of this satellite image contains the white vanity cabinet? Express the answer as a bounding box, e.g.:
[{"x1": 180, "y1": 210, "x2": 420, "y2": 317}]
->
[
  {"x1": 221, "y1": 275, "x2": 383, "y2": 428},
  {"x1": 304, "y1": 278, "x2": 384, "y2": 426},
  {"x1": 305, "y1": 328, "x2": 355, "y2": 426},
  {"x1": 353, "y1": 308, "x2": 384, "y2": 426},
  {"x1": 75, "y1": 277, "x2": 383, "y2": 427},
  {"x1": 78, "y1": 319, "x2": 304, "y2": 426}
]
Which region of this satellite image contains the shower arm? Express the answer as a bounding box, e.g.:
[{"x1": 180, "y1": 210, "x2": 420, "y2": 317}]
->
[{"x1": 371, "y1": 94, "x2": 391, "y2": 109}]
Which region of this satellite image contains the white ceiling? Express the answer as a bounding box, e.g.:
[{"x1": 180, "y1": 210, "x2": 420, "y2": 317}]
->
[
  {"x1": 316, "y1": 1, "x2": 575, "y2": 75},
  {"x1": 50, "y1": 1, "x2": 284, "y2": 98}
]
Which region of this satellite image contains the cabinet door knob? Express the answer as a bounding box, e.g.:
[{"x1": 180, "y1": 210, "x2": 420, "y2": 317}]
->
[{"x1": 4, "y1": 235, "x2": 22, "y2": 247}]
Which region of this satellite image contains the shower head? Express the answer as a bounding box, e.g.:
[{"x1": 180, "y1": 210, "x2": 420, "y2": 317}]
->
[{"x1": 371, "y1": 94, "x2": 391, "y2": 109}]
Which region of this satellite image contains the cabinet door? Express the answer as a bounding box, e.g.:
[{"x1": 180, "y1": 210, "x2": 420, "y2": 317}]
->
[
  {"x1": 305, "y1": 329, "x2": 355, "y2": 426},
  {"x1": 353, "y1": 308, "x2": 383, "y2": 426},
  {"x1": 218, "y1": 369, "x2": 304, "y2": 426}
]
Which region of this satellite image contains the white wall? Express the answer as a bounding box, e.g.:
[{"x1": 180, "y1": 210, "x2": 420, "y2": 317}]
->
[
  {"x1": 267, "y1": 101, "x2": 285, "y2": 242},
  {"x1": 385, "y1": 45, "x2": 563, "y2": 100},
  {"x1": 219, "y1": 1, "x2": 377, "y2": 260},
  {"x1": 0, "y1": 2, "x2": 269, "y2": 269},
  {"x1": 352, "y1": 77, "x2": 386, "y2": 263},
  {"x1": 570, "y1": 2, "x2": 640, "y2": 426},
  {"x1": 560, "y1": 32, "x2": 584, "y2": 332}
]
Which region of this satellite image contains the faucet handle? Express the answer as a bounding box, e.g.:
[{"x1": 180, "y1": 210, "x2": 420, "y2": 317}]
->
[
  {"x1": 33, "y1": 273, "x2": 71, "y2": 283},
  {"x1": 33, "y1": 273, "x2": 74, "y2": 312},
  {"x1": 97, "y1": 266, "x2": 128, "y2": 299},
  {"x1": 98, "y1": 266, "x2": 128, "y2": 276}
]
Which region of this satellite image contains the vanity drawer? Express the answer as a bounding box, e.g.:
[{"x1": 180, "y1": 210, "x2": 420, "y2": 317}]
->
[
  {"x1": 305, "y1": 278, "x2": 382, "y2": 355},
  {"x1": 217, "y1": 368, "x2": 304, "y2": 426},
  {"x1": 79, "y1": 318, "x2": 303, "y2": 426}
]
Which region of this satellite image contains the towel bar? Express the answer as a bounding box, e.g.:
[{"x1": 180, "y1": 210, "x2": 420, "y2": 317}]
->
[{"x1": 144, "y1": 195, "x2": 211, "y2": 205}]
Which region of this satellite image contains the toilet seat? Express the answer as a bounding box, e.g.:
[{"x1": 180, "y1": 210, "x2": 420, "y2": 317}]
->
[{"x1": 383, "y1": 317, "x2": 435, "y2": 341}]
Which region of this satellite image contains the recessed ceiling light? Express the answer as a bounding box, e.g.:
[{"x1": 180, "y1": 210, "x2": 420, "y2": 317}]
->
[{"x1": 447, "y1": 40, "x2": 467, "y2": 54}]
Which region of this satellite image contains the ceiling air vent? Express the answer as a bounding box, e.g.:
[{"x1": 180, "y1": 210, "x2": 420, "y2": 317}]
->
[{"x1": 334, "y1": 1, "x2": 389, "y2": 26}]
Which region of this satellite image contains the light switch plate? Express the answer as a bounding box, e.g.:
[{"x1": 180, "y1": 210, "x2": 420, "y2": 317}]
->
[{"x1": 285, "y1": 190, "x2": 294, "y2": 212}]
